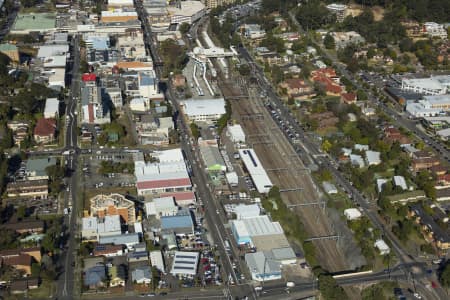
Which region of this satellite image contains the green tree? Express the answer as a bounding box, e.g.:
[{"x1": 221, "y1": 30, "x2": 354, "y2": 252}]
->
[
  {"x1": 190, "y1": 122, "x2": 200, "y2": 140},
  {"x1": 318, "y1": 274, "x2": 349, "y2": 300},
  {"x1": 439, "y1": 260, "x2": 450, "y2": 287},
  {"x1": 324, "y1": 34, "x2": 335, "y2": 49},
  {"x1": 179, "y1": 22, "x2": 190, "y2": 35}
]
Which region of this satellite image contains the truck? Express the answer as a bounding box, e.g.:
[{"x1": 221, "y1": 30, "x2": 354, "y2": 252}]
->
[
  {"x1": 286, "y1": 282, "x2": 295, "y2": 288},
  {"x1": 224, "y1": 240, "x2": 231, "y2": 253},
  {"x1": 64, "y1": 208, "x2": 69, "y2": 215}
]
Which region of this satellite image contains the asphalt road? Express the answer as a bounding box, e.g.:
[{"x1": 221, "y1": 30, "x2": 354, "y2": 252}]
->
[{"x1": 56, "y1": 34, "x2": 81, "y2": 300}]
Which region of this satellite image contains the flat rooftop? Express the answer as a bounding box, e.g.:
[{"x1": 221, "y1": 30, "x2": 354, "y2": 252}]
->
[{"x1": 13, "y1": 13, "x2": 56, "y2": 31}]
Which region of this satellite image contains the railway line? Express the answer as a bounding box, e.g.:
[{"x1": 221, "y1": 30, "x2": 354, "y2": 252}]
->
[{"x1": 221, "y1": 77, "x2": 348, "y2": 272}]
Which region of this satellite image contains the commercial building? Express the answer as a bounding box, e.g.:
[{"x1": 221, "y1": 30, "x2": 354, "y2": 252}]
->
[
  {"x1": 101, "y1": 10, "x2": 138, "y2": 23},
  {"x1": 168, "y1": 1, "x2": 206, "y2": 25},
  {"x1": 81, "y1": 81, "x2": 111, "y2": 124},
  {"x1": 231, "y1": 215, "x2": 283, "y2": 246},
  {"x1": 134, "y1": 148, "x2": 191, "y2": 196},
  {"x1": 6, "y1": 180, "x2": 48, "y2": 199},
  {"x1": 423, "y1": 22, "x2": 448, "y2": 39},
  {"x1": 170, "y1": 251, "x2": 199, "y2": 277},
  {"x1": 181, "y1": 98, "x2": 226, "y2": 123},
  {"x1": 25, "y1": 158, "x2": 57, "y2": 180},
  {"x1": 234, "y1": 204, "x2": 260, "y2": 220},
  {"x1": 326, "y1": 3, "x2": 347, "y2": 22},
  {"x1": 198, "y1": 139, "x2": 226, "y2": 172},
  {"x1": 227, "y1": 124, "x2": 246, "y2": 144},
  {"x1": 401, "y1": 75, "x2": 450, "y2": 95},
  {"x1": 89, "y1": 194, "x2": 136, "y2": 224},
  {"x1": 99, "y1": 233, "x2": 140, "y2": 248},
  {"x1": 161, "y1": 210, "x2": 194, "y2": 235},
  {"x1": 238, "y1": 149, "x2": 273, "y2": 194},
  {"x1": 242, "y1": 24, "x2": 266, "y2": 39},
  {"x1": 43, "y1": 98, "x2": 59, "y2": 119},
  {"x1": 245, "y1": 252, "x2": 282, "y2": 282},
  {"x1": 116, "y1": 29, "x2": 147, "y2": 59},
  {"x1": 406, "y1": 95, "x2": 450, "y2": 117},
  {"x1": 150, "y1": 250, "x2": 165, "y2": 274},
  {"x1": 107, "y1": 0, "x2": 134, "y2": 8},
  {"x1": 203, "y1": 0, "x2": 236, "y2": 9},
  {"x1": 145, "y1": 196, "x2": 178, "y2": 218}
]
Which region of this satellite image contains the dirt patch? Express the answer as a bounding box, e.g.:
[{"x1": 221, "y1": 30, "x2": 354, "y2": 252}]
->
[
  {"x1": 282, "y1": 264, "x2": 312, "y2": 282},
  {"x1": 347, "y1": 4, "x2": 385, "y2": 21}
]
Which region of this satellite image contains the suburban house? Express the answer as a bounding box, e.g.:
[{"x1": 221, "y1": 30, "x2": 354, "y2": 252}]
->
[
  {"x1": 33, "y1": 118, "x2": 56, "y2": 144},
  {"x1": 131, "y1": 266, "x2": 152, "y2": 285},
  {"x1": 384, "y1": 127, "x2": 412, "y2": 146},
  {"x1": 0, "y1": 250, "x2": 34, "y2": 276},
  {"x1": 279, "y1": 78, "x2": 313, "y2": 100},
  {"x1": 341, "y1": 92, "x2": 356, "y2": 104}
]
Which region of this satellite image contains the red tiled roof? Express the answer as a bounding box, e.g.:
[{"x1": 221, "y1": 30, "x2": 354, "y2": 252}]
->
[
  {"x1": 33, "y1": 118, "x2": 56, "y2": 136},
  {"x1": 341, "y1": 92, "x2": 356, "y2": 102},
  {"x1": 438, "y1": 174, "x2": 450, "y2": 183},
  {"x1": 312, "y1": 75, "x2": 342, "y2": 94},
  {"x1": 312, "y1": 68, "x2": 337, "y2": 78},
  {"x1": 136, "y1": 178, "x2": 191, "y2": 190},
  {"x1": 2, "y1": 253, "x2": 32, "y2": 267},
  {"x1": 82, "y1": 73, "x2": 97, "y2": 82},
  {"x1": 160, "y1": 191, "x2": 196, "y2": 202}
]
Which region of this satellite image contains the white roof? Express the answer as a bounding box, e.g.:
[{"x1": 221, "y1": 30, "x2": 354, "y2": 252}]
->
[
  {"x1": 101, "y1": 10, "x2": 137, "y2": 17},
  {"x1": 423, "y1": 94, "x2": 450, "y2": 105},
  {"x1": 145, "y1": 197, "x2": 178, "y2": 217},
  {"x1": 108, "y1": 0, "x2": 134, "y2": 5},
  {"x1": 44, "y1": 98, "x2": 59, "y2": 117},
  {"x1": 134, "y1": 222, "x2": 143, "y2": 233},
  {"x1": 227, "y1": 124, "x2": 246, "y2": 143},
  {"x1": 374, "y1": 239, "x2": 390, "y2": 254},
  {"x1": 344, "y1": 208, "x2": 362, "y2": 220},
  {"x1": 150, "y1": 250, "x2": 165, "y2": 273},
  {"x1": 37, "y1": 44, "x2": 69, "y2": 58},
  {"x1": 341, "y1": 147, "x2": 352, "y2": 156},
  {"x1": 97, "y1": 215, "x2": 121, "y2": 235},
  {"x1": 350, "y1": 154, "x2": 365, "y2": 168},
  {"x1": 182, "y1": 98, "x2": 226, "y2": 117},
  {"x1": 170, "y1": 251, "x2": 199, "y2": 276},
  {"x1": 322, "y1": 181, "x2": 338, "y2": 194},
  {"x1": 365, "y1": 150, "x2": 381, "y2": 165},
  {"x1": 82, "y1": 217, "x2": 98, "y2": 231},
  {"x1": 238, "y1": 149, "x2": 273, "y2": 194},
  {"x1": 155, "y1": 148, "x2": 185, "y2": 163},
  {"x1": 48, "y1": 68, "x2": 66, "y2": 87},
  {"x1": 437, "y1": 128, "x2": 450, "y2": 138},
  {"x1": 43, "y1": 55, "x2": 66, "y2": 68},
  {"x1": 234, "y1": 204, "x2": 260, "y2": 220},
  {"x1": 233, "y1": 215, "x2": 283, "y2": 238},
  {"x1": 167, "y1": 0, "x2": 205, "y2": 17},
  {"x1": 354, "y1": 144, "x2": 369, "y2": 151},
  {"x1": 225, "y1": 172, "x2": 238, "y2": 185},
  {"x1": 393, "y1": 176, "x2": 407, "y2": 190},
  {"x1": 377, "y1": 178, "x2": 388, "y2": 193},
  {"x1": 403, "y1": 77, "x2": 446, "y2": 91}
]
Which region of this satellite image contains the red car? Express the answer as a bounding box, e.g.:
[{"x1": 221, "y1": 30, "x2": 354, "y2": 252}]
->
[{"x1": 431, "y1": 281, "x2": 438, "y2": 288}]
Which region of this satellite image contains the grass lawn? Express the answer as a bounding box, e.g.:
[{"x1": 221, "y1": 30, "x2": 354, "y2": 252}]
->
[{"x1": 28, "y1": 279, "x2": 55, "y2": 298}]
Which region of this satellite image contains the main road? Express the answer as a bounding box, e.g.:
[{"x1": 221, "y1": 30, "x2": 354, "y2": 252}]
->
[{"x1": 56, "y1": 34, "x2": 81, "y2": 300}]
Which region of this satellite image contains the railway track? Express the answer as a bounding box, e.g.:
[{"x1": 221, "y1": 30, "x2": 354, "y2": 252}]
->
[{"x1": 223, "y1": 79, "x2": 348, "y2": 272}]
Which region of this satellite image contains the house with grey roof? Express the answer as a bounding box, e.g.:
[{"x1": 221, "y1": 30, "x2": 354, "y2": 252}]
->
[
  {"x1": 131, "y1": 266, "x2": 151, "y2": 284},
  {"x1": 25, "y1": 157, "x2": 57, "y2": 180},
  {"x1": 84, "y1": 265, "x2": 106, "y2": 289}
]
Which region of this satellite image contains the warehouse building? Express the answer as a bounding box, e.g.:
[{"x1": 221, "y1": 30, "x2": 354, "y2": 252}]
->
[
  {"x1": 226, "y1": 124, "x2": 246, "y2": 144},
  {"x1": 181, "y1": 98, "x2": 226, "y2": 123},
  {"x1": 170, "y1": 251, "x2": 199, "y2": 278},
  {"x1": 245, "y1": 252, "x2": 282, "y2": 282},
  {"x1": 134, "y1": 148, "x2": 192, "y2": 196},
  {"x1": 238, "y1": 149, "x2": 273, "y2": 194},
  {"x1": 145, "y1": 196, "x2": 178, "y2": 218},
  {"x1": 150, "y1": 250, "x2": 165, "y2": 274},
  {"x1": 231, "y1": 215, "x2": 283, "y2": 246},
  {"x1": 401, "y1": 75, "x2": 450, "y2": 96},
  {"x1": 161, "y1": 210, "x2": 194, "y2": 235}
]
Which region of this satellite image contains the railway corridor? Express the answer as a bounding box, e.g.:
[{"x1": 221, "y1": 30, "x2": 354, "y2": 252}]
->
[{"x1": 230, "y1": 86, "x2": 348, "y2": 272}]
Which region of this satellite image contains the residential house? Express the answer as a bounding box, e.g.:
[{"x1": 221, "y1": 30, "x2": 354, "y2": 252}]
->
[
  {"x1": 365, "y1": 151, "x2": 381, "y2": 166},
  {"x1": 84, "y1": 265, "x2": 107, "y2": 289},
  {"x1": 33, "y1": 118, "x2": 56, "y2": 144},
  {"x1": 311, "y1": 68, "x2": 343, "y2": 96},
  {"x1": 93, "y1": 244, "x2": 124, "y2": 257},
  {"x1": 384, "y1": 127, "x2": 412, "y2": 146},
  {"x1": 279, "y1": 79, "x2": 313, "y2": 100},
  {"x1": 7, "y1": 121, "x2": 29, "y2": 146},
  {"x1": 409, "y1": 203, "x2": 450, "y2": 250},
  {"x1": 131, "y1": 266, "x2": 152, "y2": 285},
  {"x1": 341, "y1": 92, "x2": 356, "y2": 104},
  {"x1": 309, "y1": 111, "x2": 338, "y2": 129},
  {"x1": 412, "y1": 157, "x2": 440, "y2": 172},
  {"x1": 108, "y1": 264, "x2": 127, "y2": 287},
  {"x1": 0, "y1": 251, "x2": 34, "y2": 275},
  {"x1": 3, "y1": 220, "x2": 44, "y2": 234}
]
